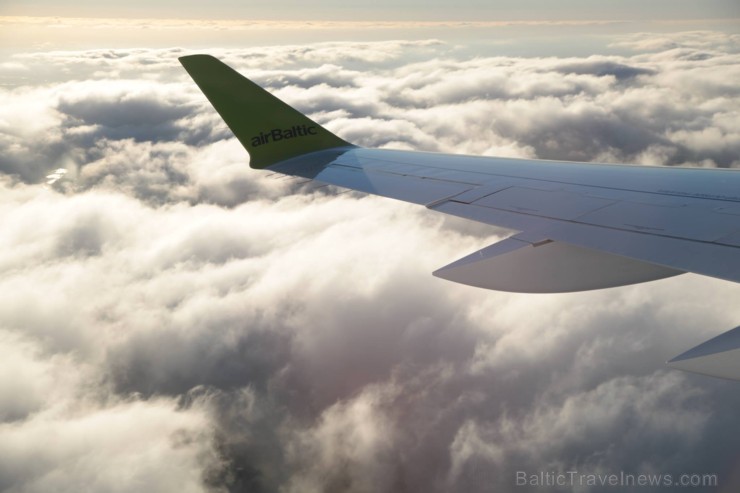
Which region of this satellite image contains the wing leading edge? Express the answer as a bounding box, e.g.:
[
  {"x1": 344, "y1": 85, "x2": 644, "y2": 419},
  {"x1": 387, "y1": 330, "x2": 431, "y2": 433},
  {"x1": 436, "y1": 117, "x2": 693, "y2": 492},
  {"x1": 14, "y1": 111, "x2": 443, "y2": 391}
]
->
[{"x1": 180, "y1": 55, "x2": 740, "y2": 379}]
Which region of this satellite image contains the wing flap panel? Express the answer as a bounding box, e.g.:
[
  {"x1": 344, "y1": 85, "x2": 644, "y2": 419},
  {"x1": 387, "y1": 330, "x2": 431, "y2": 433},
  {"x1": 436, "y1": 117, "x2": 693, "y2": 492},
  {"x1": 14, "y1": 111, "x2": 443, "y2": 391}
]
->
[
  {"x1": 334, "y1": 154, "x2": 488, "y2": 186},
  {"x1": 313, "y1": 165, "x2": 473, "y2": 205},
  {"x1": 473, "y1": 187, "x2": 616, "y2": 220},
  {"x1": 432, "y1": 199, "x2": 740, "y2": 283},
  {"x1": 717, "y1": 230, "x2": 740, "y2": 247},
  {"x1": 578, "y1": 201, "x2": 740, "y2": 242}
]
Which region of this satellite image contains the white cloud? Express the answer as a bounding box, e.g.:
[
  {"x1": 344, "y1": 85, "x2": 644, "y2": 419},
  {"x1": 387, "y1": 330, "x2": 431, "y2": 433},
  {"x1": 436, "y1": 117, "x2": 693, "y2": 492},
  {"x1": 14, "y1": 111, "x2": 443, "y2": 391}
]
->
[
  {"x1": 0, "y1": 397, "x2": 214, "y2": 493},
  {"x1": 1, "y1": 34, "x2": 739, "y2": 492}
]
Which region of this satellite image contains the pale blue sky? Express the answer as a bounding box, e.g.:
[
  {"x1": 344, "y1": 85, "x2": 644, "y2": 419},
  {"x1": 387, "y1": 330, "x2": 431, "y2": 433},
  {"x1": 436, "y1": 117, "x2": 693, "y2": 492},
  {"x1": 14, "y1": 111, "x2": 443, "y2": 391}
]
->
[{"x1": 2, "y1": 0, "x2": 739, "y2": 21}]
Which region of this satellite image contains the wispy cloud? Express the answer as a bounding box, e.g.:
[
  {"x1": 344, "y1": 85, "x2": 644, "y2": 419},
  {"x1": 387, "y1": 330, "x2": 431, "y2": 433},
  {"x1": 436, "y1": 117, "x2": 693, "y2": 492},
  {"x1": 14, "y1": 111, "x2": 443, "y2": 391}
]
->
[{"x1": 0, "y1": 16, "x2": 628, "y2": 31}]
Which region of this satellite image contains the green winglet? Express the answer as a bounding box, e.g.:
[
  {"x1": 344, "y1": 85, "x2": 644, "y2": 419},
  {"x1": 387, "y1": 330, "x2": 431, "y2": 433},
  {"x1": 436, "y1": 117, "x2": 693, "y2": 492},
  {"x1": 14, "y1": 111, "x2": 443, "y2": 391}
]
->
[{"x1": 179, "y1": 54, "x2": 354, "y2": 169}]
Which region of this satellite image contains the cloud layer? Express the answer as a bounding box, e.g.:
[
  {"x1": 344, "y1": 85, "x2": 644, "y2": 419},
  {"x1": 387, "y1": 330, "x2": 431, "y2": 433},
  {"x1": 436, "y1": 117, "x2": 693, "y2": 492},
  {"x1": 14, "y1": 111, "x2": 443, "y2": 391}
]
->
[{"x1": 1, "y1": 34, "x2": 740, "y2": 492}]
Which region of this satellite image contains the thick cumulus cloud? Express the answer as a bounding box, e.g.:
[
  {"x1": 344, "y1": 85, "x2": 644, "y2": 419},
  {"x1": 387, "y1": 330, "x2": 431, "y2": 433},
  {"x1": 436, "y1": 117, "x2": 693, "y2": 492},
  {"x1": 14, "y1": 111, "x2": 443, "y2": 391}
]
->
[{"x1": 1, "y1": 33, "x2": 740, "y2": 493}]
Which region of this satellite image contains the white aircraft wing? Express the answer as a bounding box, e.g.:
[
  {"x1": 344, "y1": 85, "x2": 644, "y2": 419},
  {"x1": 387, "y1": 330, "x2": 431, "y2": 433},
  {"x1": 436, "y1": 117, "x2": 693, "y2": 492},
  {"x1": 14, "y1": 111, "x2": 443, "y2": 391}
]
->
[
  {"x1": 180, "y1": 54, "x2": 740, "y2": 379},
  {"x1": 269, "y1": 146, "x2": 740, "y2": 292}
]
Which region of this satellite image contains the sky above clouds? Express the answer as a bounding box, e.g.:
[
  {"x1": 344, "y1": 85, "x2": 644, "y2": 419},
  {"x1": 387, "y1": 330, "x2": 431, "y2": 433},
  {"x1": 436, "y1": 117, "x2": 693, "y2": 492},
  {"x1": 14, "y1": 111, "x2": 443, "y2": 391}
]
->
[
  {"x1": 2, "y1": 0, "x2": 740, "y2": 21},
  {"x1": 1, "y1": 5, "x2": 740, "y2": 493}
]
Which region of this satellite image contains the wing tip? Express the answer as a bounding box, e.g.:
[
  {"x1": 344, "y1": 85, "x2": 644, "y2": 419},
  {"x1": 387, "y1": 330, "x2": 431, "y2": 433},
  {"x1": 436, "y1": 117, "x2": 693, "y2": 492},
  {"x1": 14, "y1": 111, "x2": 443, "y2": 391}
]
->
[{"x1": 667, "y1": 326, "x2": 740, "y2": 381}]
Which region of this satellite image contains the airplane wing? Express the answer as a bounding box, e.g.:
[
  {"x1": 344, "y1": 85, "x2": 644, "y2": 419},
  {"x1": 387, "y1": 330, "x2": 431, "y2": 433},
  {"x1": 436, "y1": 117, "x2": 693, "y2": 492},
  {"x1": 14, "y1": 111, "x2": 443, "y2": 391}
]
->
[{"x1": 179, "y1": 54, "x2": 740, "y2": 379}]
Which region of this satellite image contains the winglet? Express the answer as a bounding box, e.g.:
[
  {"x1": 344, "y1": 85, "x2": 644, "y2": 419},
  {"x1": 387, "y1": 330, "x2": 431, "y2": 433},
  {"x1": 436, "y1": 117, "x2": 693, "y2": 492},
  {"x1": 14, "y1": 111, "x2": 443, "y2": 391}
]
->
[{"x1": 179, "y1": 54, "x2": 354, "y2": 169}]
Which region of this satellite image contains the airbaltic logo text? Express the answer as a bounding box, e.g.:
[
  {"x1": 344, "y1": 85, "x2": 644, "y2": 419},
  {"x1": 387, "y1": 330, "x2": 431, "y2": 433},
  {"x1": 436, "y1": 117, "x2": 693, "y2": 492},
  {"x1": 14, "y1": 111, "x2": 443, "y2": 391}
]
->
[{"x1": 250, "y1": 125, "x2": 318, "y2": 147}]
